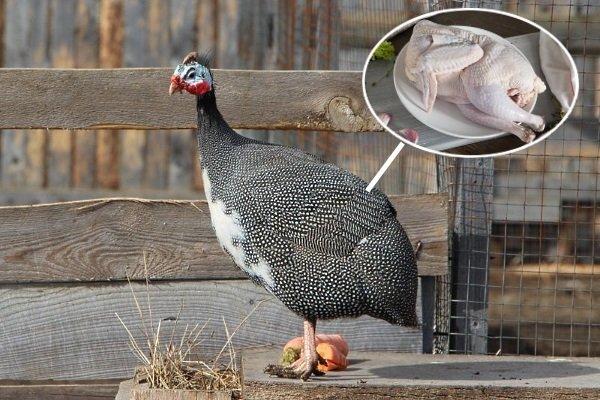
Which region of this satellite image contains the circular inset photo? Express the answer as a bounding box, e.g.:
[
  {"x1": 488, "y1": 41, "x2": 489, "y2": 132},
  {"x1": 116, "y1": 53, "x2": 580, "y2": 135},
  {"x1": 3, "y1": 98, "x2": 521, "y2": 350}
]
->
[{"x1": 362, "y1": 8, "x2": 579, "y2": 157}]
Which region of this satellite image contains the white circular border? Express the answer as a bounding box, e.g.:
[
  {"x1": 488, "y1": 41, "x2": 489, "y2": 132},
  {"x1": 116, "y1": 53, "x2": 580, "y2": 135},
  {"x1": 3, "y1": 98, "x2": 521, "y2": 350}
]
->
[{"x1": 361, "y1": 8, "x2": 580, "y2": 159}]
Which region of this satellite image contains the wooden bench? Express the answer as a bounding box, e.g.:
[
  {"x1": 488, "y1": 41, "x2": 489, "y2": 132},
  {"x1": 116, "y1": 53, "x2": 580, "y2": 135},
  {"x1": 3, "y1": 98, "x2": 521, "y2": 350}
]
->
[{"x1": 0, "y1": 69, "x2": 448, "y2": 384}]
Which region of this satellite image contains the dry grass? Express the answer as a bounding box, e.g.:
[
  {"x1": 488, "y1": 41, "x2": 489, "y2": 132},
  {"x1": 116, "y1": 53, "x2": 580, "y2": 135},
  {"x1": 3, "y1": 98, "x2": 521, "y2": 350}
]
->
[{"x1": 116, "y1": 254, "x2": 266, "y2": 393}]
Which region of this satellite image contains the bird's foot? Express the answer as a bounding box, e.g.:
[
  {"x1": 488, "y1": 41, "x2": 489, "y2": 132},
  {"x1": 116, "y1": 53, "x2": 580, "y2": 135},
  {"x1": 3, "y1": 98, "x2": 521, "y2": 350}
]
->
[
  {"x1": 264, "y1": 359, "x2": 324, "y2": 381},
  {"x1": 515, "y1": 125, "x2": 537, "y2": 143}
]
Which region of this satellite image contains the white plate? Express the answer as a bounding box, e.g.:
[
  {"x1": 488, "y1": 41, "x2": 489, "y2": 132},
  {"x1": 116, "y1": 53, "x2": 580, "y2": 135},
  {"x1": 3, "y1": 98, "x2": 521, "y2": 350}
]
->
[{"x1": 393, "y1": 25, "x2": 537, "y2": 140}]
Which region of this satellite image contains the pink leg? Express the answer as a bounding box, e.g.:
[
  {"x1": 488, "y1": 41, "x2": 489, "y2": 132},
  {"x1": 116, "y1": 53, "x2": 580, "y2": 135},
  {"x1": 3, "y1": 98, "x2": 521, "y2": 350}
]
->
[
  {"x1": 264, "y1": 318, "x2": 322, "y2": 381},
  {"x1": 300, "y1": 319, "x2": 319, "y2": 380},
  {"x1": 462, "y1": 83, "x2": 545, "y2": 132},
  {"x1": 457, "y1": 103, "x2": 537, "y2": 143}
]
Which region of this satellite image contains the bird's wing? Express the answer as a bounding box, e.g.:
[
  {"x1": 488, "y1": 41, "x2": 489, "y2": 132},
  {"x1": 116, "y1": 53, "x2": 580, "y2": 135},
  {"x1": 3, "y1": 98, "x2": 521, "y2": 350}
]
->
[{"x1": 228, "y1": 144, "x2": 396, "y2": 257}]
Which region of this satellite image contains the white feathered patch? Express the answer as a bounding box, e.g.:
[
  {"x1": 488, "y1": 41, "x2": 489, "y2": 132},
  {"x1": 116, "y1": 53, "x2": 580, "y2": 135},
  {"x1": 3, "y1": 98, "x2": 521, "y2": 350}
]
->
[{"x1": 202, "y1": 169, "x2": 275, "y2": 290}]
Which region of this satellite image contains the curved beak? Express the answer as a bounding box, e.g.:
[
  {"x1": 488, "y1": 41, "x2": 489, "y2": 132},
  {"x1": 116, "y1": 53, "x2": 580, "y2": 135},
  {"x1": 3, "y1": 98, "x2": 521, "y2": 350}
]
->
[{"x1": 169, "y1": 80, "x2": 182, "y2": 96}]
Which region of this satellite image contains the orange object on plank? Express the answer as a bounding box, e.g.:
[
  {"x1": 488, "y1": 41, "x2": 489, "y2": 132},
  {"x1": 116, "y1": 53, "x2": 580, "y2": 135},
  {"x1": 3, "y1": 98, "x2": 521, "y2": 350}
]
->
[
  {"x1": 282, "y1": 334, "x2": 349, "y2": 371},
  {"x1": 316, "y1": 342, "x2": 348, "y2": 372}
]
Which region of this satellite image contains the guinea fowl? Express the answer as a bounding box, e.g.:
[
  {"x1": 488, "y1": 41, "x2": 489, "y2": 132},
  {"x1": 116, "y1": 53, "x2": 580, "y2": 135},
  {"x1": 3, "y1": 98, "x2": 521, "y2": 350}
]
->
[{"x1": 169, "y1": 52, "x2": 418, "y2": 381}]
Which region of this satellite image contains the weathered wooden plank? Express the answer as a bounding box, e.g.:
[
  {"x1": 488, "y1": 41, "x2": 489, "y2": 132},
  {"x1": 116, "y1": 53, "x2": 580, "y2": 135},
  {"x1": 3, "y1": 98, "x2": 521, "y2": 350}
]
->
[
  {"x1": 169, "y1": 0, "x2": 197, "y2": 66},
  {"x1": 2, "y1": 0, "x2": 50, "y2": 188},
  {"x1": 97, "y1": 0, "x2": 124, "y2": 190},
  {"x1": 120, "y1": 131, "x2": 144, "y2": 189},
  {"x1": 169, "y1": 130, "x2": 194, "y2": 191},
  {"x1": 138, "y1": 0, "x2": 171, "y2": 190},
  {"x1": 96, "y1": 130, "x2": 120, "y2": 189},
  {"x1": 216, "y1": 0, "x2": 239, "y2": 69},
  {"x1": 0, "y1": 382, "x2": 119, "y2": 400},
  {"x1": 48, "y1": 0, "x2": 77, "y2": 188},
  {"x1": 1, "y1": 130, "x2": 27, "y2": 187},
  {"x1": 3, "y1": 381, "x2": 600, "y2": 400},
  {"x1": 0, "y1": 280, "x2": 422, "y2": 380},
  {"x1": 168, "y1": 0, "x2": 197, "y2": 192},
  {"x1": 2, "y1": 381, "x2": 600, "y2": 400},
  {"x1": 0, "y1": 187, "x2": 205, "y2": 206},
  {"x1": 197, "y1": 0, "x2": 217, "y2": 48},
  {"x1": 276, "y1": 1, "x2": 295, "y2": 70},
  {"x1": 46, "y1": 130, "x2": 72, "y2": 187},
  {"x1": 0, "y1": 69, "x2": 381, "y2": 132},
  {"x1": 301, "y1": 0, "x2": 315, "y2": 69},
  {"x1": 73, "y1": 0, "x2": 100, "y2": 188},
  {"x1": 191, "y1": 138, "x2": 204, "y2": 191},
  {"x1": 315, "y1": 0, "x2": 340, "y2": 70},
  {"x1": 0, "y1": 0, "x2": 4, "y2": 69},
  {"x1": 0, "y1": 193, "x2": 447, "y2": 283},
  {"x1": 238, "y1": 1, "x2": 268, "y2": 70}
]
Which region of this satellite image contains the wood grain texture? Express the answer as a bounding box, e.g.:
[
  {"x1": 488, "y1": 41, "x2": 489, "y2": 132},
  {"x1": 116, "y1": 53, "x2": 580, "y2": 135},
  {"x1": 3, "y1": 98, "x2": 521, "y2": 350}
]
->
[
  {"x1": 0, "y1": 382, "x2": 119, "y2": 400},
  {"x1": 168, "y1": 0, "x2": 197, "y2": 192},
  {"x1": 0, "y1": 194, "x2": 447, "y2": 283},
  {"x1": 97, "y1": 0, "x2": 124, "y2": 189},
  {"x1": 169, "y1": 130, "x2": 194, "y2": 191},
  {"x1": 48, "y1": 0, "x2": 77, "y2": 188},
  {"x1": 47, "y1": 130, "x2": 72, "y2": 187},
  {"x1": 197, "y1": 0, "x2": 217, "y2": 48},
  {"x1": 140, "y1": 0, "x2": 171, "y2": 191},
  {"x1": 315, "y1": 1, "x2": 339, "y2": 70},
  {"x1": 0, "y1": 280, "x2": 422, "y2": 380},
  {"x1": 216, "y1": 0, "x2": 240, "y2": 69},
  {"x1": 2, "y1": 0, "x2": 50, "y2": 188},
  {"x1": 0, "y1": 187, "x2": 206, "y2": 206},
  {"x1": 132, "y1": 386, "x2": 232, "y2": 400},
  {"x1": 73, "y1": 0, "x2": 100, "y2": 188},
  {"x1": 0, "y1": 0, "x2": 4, "y2": 69},
  {"x1": 2, "y1": 381, "x2": 600, "y2": 400},
  {"x1": 0, "y1": 69, "x2": 381, "y2": 132}
]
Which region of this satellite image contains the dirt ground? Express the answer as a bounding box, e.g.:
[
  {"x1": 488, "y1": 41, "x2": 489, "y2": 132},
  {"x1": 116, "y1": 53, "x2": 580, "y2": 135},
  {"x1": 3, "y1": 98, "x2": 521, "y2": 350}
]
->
[
  {"x1": 244, "y1": 382, "x2": 600, "y2": 399},
  {"x1": 2, "y1": 380, "x2": 600, "y2": 399}
]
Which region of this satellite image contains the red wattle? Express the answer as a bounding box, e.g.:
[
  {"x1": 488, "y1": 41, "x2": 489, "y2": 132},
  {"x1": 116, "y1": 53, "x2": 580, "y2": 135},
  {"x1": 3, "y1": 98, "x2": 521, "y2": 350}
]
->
[{"x1": 187, "y1": 81, "x2": 211, "y2": 96}]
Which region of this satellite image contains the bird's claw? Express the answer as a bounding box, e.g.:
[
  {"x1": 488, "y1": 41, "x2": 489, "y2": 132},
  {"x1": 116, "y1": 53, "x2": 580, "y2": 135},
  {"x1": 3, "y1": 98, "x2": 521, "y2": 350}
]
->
[{"x1": 264, "y1": 363, "x2": 324, "y2": 381}]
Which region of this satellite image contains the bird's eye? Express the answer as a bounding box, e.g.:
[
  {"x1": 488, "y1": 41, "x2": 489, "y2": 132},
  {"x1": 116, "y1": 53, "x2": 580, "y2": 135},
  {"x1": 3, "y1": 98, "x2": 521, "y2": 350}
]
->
[{"x1": 185, "y1": 69, "x2": 196, "y2": 80}]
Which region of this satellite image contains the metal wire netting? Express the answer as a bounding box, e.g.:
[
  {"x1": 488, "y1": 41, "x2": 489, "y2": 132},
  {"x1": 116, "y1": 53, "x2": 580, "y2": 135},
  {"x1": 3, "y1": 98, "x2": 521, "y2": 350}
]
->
[
  {"x1": 338, "y1": 0, "x2": 600, "y2": 356},
  {"x1": 428, "y1": 0, "x2": 600, "y2": 356}
]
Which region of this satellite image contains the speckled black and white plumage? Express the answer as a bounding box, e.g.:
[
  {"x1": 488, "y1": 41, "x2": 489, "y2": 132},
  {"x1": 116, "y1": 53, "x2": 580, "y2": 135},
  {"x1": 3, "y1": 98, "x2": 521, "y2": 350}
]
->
[{"x1": 196, "y1": 79, "x2": 418, "y2": 327}]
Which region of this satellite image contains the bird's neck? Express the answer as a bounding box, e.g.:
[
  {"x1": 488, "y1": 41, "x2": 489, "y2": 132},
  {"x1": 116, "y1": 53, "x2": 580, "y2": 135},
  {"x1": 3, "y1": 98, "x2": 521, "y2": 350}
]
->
[{"x1": 195, "y1": 92, "x2": 242, "y2": 172}]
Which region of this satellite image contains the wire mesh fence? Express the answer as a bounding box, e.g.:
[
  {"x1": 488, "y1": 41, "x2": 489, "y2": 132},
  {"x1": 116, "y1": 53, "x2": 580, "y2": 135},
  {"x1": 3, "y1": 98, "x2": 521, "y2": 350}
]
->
[
  {"x1": 339, "y1": 0, "x2": 599, "y2": 356},
  {"x1": 425, "y1": 0, "x2": 600, "y2": 356}
]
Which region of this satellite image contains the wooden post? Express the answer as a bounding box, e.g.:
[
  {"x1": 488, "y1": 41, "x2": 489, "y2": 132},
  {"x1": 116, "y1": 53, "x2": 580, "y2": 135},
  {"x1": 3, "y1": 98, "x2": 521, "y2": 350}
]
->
[
  {"x1": 98, "y1": 0, "x2": 123, "y2": 189},
  {"x1": 2, "y1": 0, "x2": 49, "y2": 189},
  {"x1": 73, "y1": 0, "x2": 100, "y2": 188},
  {"x1": 315, "y1": 0, "x2": 339, "y2": 70},
  {"x1": 450, "y1": 158, "x2": 493, "y2": 354},
  {"x1": 49, "y1": 0, "x2": 77, "y2": 188},
  {"x1": 169, "y1": 0, "x2": 197, "y2": 193},
  {"x1": 421, "y1": 276, "x2": 435, "y2": 354}
]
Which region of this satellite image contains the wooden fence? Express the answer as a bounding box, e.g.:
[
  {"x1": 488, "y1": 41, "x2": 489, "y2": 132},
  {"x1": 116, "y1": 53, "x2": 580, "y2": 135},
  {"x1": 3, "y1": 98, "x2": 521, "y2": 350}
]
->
[
  {"x1": 0, "y1": 2, "x2": 449, "y2": 395},
  {"x1": 0, "y1": 67, "x2": 449, "y2": 388},
  {"x1": 0, "y1": 0, "x2": 438, "y2": 206}
]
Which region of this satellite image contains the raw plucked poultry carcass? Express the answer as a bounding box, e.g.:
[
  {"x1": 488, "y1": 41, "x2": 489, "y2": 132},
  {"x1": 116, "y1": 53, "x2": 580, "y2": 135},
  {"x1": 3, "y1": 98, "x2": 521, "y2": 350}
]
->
[{"x1": 404, "y1": 20, "x2": 547, "y2": 143}]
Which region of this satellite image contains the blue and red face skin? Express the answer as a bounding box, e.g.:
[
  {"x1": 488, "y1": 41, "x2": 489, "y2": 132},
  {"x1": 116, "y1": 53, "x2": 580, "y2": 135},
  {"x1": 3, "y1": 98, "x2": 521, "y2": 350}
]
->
[{"x1": 169, "y1": 62, "x2": 212, "y2": 96}]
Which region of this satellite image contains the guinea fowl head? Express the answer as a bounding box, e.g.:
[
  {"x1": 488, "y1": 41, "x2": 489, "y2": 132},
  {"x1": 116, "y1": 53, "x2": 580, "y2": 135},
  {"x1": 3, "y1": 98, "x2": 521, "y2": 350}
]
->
[{"x1": 169, "y1": 51, "x2": 213, "y2": 97}]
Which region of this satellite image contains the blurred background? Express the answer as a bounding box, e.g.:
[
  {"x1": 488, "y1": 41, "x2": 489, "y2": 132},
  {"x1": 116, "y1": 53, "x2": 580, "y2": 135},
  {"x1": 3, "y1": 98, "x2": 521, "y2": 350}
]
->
[{"x1": 1, "y1": 0, "x2": 599, "y2": 358}]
